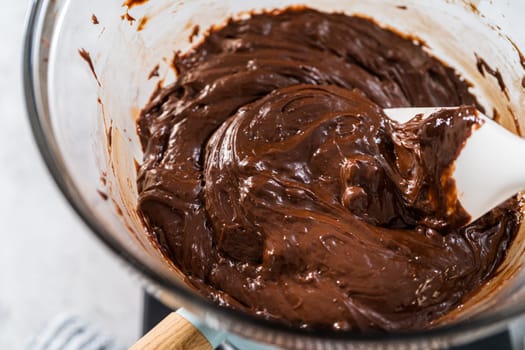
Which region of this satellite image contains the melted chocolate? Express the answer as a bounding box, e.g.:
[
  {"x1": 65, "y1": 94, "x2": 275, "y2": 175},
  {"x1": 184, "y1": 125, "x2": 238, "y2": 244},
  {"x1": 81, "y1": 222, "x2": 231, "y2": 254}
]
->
[
  {"x1": 78, "y1": 49, "x2": 100, "y2": 86},
  {"x1": 137, "y1": 16, "x2": 149, "y2": 32},
  {"x1": 148, "y1": 64, "x2": 160, "y2": 80},
  {"x1": 136, "y1": 9, "x2": 520, "y2": 331},
  {"x1": 123, "y1": 0, "x2": 149, "y2": 9},
  {"x1": 121, "y1": 11, "x2": 136, "y2": 25},
  {"x1": 91, "y1": 14, "x2": 99, "y2": 25},
  {"x1": 475, "y1": 53, "x2": 508, "y2": 97},
  {"x1": 189, "y1": 25, "x2": 200, "y2": 44},
  {"x1": 507, "y1": 37, "x2": 525, "y2": 70}
]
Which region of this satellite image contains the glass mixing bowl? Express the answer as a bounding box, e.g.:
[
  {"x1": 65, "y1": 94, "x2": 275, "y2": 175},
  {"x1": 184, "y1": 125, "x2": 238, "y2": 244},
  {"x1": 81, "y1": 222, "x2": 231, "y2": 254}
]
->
[{"x1": 24, "y1": 0, "x2": 525, "y2": 349}]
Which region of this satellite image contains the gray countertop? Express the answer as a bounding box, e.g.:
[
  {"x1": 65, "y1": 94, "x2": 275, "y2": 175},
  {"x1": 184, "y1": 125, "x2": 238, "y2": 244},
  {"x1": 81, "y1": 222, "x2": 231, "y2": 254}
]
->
[{"x1": 0, "y1": 1, "x2": 141, "y2": 348}]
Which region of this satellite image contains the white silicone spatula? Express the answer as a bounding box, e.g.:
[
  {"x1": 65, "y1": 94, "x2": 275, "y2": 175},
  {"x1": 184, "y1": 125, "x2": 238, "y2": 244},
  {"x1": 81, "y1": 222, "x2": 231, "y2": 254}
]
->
[{"x1": 384, "y1": 107, "x2": 524, "y2": 225}]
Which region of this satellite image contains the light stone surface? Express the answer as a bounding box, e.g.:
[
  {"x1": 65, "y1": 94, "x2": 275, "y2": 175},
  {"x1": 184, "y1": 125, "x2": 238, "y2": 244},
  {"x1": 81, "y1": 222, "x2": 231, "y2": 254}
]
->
[{"x1": 0, "y1": 1, "x2": 142, "y2": 349}]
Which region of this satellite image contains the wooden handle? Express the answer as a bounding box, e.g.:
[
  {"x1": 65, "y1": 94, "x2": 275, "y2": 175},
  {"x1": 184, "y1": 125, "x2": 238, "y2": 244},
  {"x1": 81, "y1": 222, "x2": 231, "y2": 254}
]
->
[{"x1": 130, "y1": 312, "x2": 213, "y2": 350}]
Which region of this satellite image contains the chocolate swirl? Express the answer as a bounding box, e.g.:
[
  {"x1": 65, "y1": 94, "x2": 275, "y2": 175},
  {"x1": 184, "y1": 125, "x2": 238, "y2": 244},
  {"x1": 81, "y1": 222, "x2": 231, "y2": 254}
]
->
[{"x1": 137, "y1": 8, "x2": 519, "y2": 331}]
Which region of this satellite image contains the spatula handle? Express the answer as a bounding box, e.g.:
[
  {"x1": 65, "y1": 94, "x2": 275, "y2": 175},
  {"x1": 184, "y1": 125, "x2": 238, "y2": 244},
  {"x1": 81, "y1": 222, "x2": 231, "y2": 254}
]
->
[{"x1": 130, "y1": 311, "x2": 213, "y2": 350}]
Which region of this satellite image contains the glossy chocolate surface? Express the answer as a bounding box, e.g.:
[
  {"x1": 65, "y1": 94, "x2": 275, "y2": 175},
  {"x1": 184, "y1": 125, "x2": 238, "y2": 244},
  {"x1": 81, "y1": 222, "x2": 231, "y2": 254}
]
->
[{"x1": 137, "y1": 9, "x2": 519, "y2": 331}]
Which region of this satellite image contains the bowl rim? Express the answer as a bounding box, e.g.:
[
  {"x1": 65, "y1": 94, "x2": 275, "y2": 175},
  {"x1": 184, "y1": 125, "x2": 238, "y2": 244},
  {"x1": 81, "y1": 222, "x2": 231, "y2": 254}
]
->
[{"x1": 22, "y1": 0, "x2": 525, "y2": 345}]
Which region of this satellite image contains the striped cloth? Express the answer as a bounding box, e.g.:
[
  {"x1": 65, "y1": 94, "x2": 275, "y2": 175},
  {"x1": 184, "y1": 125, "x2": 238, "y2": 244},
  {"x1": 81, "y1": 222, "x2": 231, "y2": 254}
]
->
[
  {"x1": 26, "y1": 313, "x2": 243, "y2": 350},
  {"x1": 27, "y1": 314, "x2": 124, "y2": 350}
]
